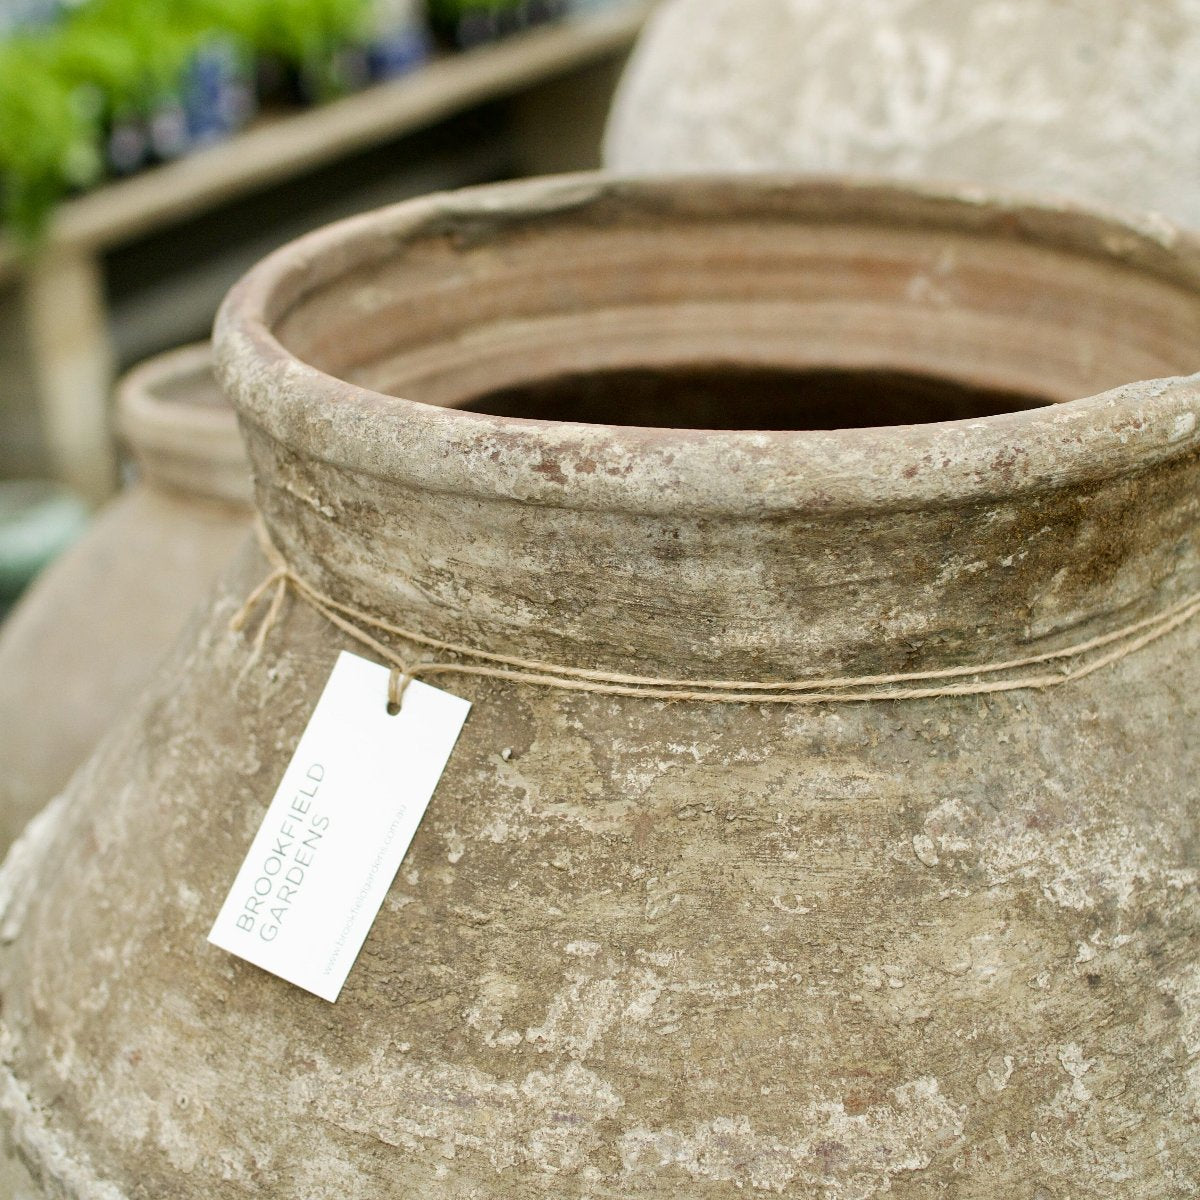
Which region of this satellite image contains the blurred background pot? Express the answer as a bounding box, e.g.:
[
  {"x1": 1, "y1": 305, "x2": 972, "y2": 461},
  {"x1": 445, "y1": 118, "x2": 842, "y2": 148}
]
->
[
  {"x1": 0, "y1": 342, "x2": 251, "y2": 854},
  {"x1": 2, "y1": 177, "x2": 1199, "y2": 1196},
  {"x1": 605, "y1": 0, "x2": 1200, "y2": 229}
]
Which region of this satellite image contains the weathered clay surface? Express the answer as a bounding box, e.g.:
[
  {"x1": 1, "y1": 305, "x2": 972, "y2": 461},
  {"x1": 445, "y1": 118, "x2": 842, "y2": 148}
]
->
[
  {"x1": 0, "y1": 343, "x2": 251, "y2": 851},
  {"x1": 1, "y1": 177, "x2": 1199, "y2": 1196},
  {"x1": 605, "y1": 0, "x2": 1200, "y2": 230}
]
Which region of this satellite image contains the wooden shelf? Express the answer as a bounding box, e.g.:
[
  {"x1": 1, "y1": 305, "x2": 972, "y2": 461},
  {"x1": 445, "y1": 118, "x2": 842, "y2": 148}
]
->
[
  {"x1": 0, "y1": 1, "x2": 653, "y2": 502},
  {"x1": 0, "y1": 2, "x2": 653, "y2": 281}
]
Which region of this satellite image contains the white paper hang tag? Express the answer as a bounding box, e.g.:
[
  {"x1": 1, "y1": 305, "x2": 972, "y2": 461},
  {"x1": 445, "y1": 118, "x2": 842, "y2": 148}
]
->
[{"x1": 208, "y1": 650, "x2": 471, "y2": 1002}]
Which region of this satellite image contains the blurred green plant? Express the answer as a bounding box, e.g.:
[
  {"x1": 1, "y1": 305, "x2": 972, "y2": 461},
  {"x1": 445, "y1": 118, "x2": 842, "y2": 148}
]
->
[
  {"x1": 0, "y1": 0, "x2": 371, "y2": 244},
  {"x1": 230, "y1": 0, "x2": 369, "y2": 68},
  {"x1": 0, "y1": 40, "x2": 103, "y2": 242}
]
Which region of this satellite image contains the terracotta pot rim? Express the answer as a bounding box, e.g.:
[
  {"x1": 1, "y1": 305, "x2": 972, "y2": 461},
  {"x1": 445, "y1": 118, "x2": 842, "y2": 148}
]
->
[
  {"x1": 116, "y1": 342, "x2": 253, "y2": 510},
  {"x1": 214, "y1": 172, "x2": 1200, "y2": 516}
]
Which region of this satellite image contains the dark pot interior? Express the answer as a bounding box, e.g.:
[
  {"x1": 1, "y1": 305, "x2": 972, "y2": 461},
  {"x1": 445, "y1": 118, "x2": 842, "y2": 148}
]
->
[{"x1": 456, "y1": 364, "x2": 1052, "y2": 429}]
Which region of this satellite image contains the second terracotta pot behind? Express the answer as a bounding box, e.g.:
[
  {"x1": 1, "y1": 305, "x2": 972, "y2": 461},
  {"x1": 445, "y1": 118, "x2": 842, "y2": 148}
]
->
[
  {"x1": 0, "y1": 343, "x2": 252, "y2": 852},
  {"x1": 606, "y1": 0, "x2": 1200, "y2": 228}
]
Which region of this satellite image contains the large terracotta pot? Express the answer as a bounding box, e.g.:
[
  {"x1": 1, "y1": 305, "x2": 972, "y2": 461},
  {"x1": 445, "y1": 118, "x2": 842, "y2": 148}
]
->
[
  {"x1": 0, "y1": 343, "x2": 251, "y2": 853},
  {"x1": 604, "y1": 0, "x2": 1200, "y2": 229},
  {"x1": 2, "y1": 176, "x2": 1199, "y2": 1197}
]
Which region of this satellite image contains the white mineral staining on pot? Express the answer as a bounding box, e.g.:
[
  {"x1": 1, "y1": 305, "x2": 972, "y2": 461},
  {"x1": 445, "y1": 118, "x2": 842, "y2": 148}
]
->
[
  {"x1": 0, "y1": 1141, "x2": 43, "y2": 1200},
  {"x1": 466, "y1": 958, "x2": 675, "y2": 1062},
  {"x1": 917, "y1": 784, "x2": 1198, "y2": 912},
  {"x1": 859, "y1": 964, "x2": 883, "y2": 992},
  {"x1": 1170, "y1": 412, "x2": 1198, "y2": 443},
  {"x1": 1056, "y1": 1043, "x2": 1096, "y2": 1104},
  {"x1": 0, "y1": 1070, "x2": 131, "y2": 1199},
  {"x1": 278, "y1": 476, "x2": 337, "y2": 520},
  {"x1": 912, "y1": 832, "x2": 940, "y2": 866},
  {"x1": 974, "y1": 1053, "x2": 1015, "y2": 1095},
  {"x1": 0, "y1": 792, "x2": 71, "y2": 943},
  {"x1": 523, "y1": 969, "x2": 665, "y2": 1057},
  {"x1": 464, "y1": 977, "x2": 525, "y2": 1049},
  {"x1": 637, "y1": 949, "x2": 677, "y2": 969},
  {"x1": 618, "y1": 1078, "x2": 963, "y2": 1196},
  {"x1": 563, "y1": 940, "x2": 601, "y2": 957},
  {"x1": 916, "y1": 798, "x2": 972, "y2": 860},
  {"x1": 487, "y1": 725, "x2": 611, "y2": 834},
  {"x1": 305, "y1": 1053, "x2": 624, "y2": 1175},
  {"x1": 643, "y1": 877, "x2": 683, "y2": 923}
]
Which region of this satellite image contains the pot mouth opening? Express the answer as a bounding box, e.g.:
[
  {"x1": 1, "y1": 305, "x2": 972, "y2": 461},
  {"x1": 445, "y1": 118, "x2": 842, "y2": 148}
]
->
[
  {"x1": 453, "y1": 364, "x2": 1053, "y2": 429},
  {"x1": 217, "y1": 176, "x2": 1200, "y2": 510}
]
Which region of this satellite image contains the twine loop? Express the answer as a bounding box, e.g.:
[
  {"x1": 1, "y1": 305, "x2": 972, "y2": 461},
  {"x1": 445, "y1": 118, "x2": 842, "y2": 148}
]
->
[
  {"x1": 230, "y1": 519, "x2": 1200, "y2": 709},
  {"x1": 386, "y1": 667, "x2": 406, "y2": 714}
]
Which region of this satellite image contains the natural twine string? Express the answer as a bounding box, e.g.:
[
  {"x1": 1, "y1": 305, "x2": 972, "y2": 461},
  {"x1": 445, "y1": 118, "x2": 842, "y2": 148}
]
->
[{"x1": 229, "y1": 520, "x2": 1200, "y2": 708}]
